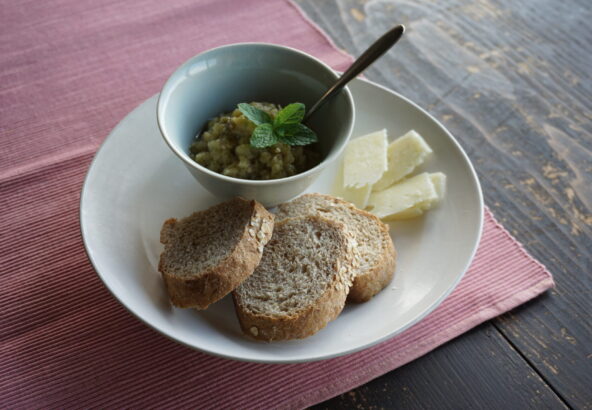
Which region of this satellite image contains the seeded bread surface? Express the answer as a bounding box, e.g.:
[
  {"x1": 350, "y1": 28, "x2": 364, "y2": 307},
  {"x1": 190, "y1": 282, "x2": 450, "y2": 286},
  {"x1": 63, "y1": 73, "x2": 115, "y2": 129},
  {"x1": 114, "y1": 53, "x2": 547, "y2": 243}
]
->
[
  {"x1": 232, "y1": 215, "x2": 359, "y2": 341},
  {"x1": 159, "y1": 197, "x2": 274, "y2": 309},
  {"x1": 276, "y1": 193, "x2": 396, "y2": 302}
]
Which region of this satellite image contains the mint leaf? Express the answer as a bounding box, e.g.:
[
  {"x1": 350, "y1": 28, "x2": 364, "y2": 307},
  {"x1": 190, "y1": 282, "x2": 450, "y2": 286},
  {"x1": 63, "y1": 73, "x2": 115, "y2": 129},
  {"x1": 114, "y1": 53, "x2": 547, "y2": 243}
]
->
[
  {"x1": 240, "y1": 101, "x2": 316, "y2": 148},
  {"x1": 274, "y1": 103, "x2": 305, "y2": 127},
  {"x1": 277, "y1": 123, "x2": 318, "y2": 146},
  {"x1": 250, "y1": 123, "x2": 278, "y2": 148},
  {"x1": 238, "y1": 103, "x2": 272, "y2": 126}
]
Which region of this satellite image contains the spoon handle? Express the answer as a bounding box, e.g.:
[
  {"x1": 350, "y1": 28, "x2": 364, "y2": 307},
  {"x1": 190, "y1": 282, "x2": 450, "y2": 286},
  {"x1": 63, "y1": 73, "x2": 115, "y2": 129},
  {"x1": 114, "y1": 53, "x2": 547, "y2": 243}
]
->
[{"x1": 305, "y1": 24, "x2": 405, "y2": 121}]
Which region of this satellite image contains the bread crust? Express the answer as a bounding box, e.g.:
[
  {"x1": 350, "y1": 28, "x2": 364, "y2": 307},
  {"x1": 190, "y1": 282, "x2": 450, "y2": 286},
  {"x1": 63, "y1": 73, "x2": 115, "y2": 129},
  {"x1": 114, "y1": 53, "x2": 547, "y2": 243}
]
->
[
  {"x1": 159, "y1": 198, "x2": 274, "y2": 309},
  {"x1": 232, "y1": 216, "x2": 358, "y2": 341},
  {"x1": 276, "y1": 193, "x2": 397, "y2": 303},
  {"x1": 346, "y1": 218, "x2": 396, "y2": 302}
]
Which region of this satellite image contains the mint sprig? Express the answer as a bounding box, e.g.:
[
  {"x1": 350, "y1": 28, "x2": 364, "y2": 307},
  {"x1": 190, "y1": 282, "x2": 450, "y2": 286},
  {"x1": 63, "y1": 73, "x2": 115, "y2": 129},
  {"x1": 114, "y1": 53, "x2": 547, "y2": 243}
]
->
[
  {"x1": 276, "y1": 123, "x2": 318, "y2": 146},
  {"x1": 250, "y1": 123, "x2": 277, "y2": 148},
  {"x1": 238, "y1": 102, "x2": 318, "y2": 148},
  {"x1": 237, "y1": 103, "x2": 272, "y2": 125},
  {"x1": 273, "y1": 103, "x2": 305, "y2": 127}
]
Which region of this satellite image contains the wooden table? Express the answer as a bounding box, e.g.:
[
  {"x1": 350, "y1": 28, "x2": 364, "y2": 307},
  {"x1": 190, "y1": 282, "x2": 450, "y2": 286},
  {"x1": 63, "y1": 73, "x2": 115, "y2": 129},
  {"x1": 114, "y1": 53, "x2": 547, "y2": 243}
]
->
[{"x1": 295, "y1": 0, "x2": 592, "y2": 408}]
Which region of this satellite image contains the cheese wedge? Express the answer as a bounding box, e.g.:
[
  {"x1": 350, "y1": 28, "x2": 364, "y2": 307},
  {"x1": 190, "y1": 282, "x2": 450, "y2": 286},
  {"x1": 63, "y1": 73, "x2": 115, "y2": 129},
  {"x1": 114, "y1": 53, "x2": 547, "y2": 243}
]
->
[
  {"x1": 343, "y1": 129, "x2": 388, "y2": 188},
  {"x1": 331, "y1": 162, "x2": 372, "y2": 208},
  {"x1": 367, "y1": 172, "x2": 441, "y2": 220},
  {"x1": 429, "y1": 172, "x2": 447, "y2": 199},
  {"x1": 342, "y1": 184, "x2": 372, "y2": 209},
  {"x1": 372, "y1": 130, "x2": 433, "y2": 191},
  {"x1": 390, "y1": 173, "x2": 447, "y2": 219}
]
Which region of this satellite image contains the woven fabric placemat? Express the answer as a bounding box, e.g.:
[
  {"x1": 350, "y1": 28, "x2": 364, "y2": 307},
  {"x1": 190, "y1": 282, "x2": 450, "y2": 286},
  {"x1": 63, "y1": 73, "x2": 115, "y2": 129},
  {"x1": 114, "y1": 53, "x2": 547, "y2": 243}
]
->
[{"x1": 0, "y1": 0, "x2": 553, "y2": 407}]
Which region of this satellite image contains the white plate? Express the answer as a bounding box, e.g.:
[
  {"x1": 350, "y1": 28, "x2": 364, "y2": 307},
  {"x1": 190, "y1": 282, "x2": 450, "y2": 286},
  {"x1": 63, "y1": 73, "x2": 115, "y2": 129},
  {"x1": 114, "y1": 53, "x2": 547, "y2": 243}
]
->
[{"x1": 81, "y1": 77, "x2": 483, "y2": 363}]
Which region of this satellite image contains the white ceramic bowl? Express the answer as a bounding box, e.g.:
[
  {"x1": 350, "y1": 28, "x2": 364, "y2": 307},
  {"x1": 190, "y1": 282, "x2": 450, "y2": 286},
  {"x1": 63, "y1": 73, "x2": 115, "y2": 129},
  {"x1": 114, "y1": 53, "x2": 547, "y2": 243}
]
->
[{"x1": 157, "y1": 43, "x2": 355, "y2": 207}]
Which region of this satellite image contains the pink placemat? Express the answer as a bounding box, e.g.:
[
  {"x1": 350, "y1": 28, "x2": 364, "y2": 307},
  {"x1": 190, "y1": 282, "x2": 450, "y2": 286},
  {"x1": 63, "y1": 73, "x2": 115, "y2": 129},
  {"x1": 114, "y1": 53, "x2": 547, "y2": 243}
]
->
[{"x1": 0, "y1": 0, "x2": 553, "y2": 408}]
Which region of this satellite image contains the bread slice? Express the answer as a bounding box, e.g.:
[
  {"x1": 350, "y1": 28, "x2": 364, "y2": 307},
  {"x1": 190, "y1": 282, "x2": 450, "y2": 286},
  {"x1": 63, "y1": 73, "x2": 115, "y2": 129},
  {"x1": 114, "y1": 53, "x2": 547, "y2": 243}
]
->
[
  {"x1": 275, "y1": 193, "x2": 396, "y2": 303},
  {"x1": 232, "y1": 215, "x2": 359, "y2": 341},
  {"x1": 158, "y1": 197, "x2": 274, "y2": 309}
]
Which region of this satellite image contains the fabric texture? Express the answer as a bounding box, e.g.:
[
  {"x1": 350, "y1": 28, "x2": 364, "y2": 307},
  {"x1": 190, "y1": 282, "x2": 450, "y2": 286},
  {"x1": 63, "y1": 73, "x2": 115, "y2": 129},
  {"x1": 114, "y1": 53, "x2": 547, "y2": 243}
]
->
[{"x1": 0, "y1": 0, "x2": 553, "y2": 408}]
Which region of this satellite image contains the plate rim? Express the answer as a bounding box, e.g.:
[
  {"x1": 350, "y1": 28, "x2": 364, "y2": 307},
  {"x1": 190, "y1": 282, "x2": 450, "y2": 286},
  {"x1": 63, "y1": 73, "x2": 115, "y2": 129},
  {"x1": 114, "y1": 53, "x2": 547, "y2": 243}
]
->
[{"x1": 80, "y1": 76, "x2": 484, "y2": 363}]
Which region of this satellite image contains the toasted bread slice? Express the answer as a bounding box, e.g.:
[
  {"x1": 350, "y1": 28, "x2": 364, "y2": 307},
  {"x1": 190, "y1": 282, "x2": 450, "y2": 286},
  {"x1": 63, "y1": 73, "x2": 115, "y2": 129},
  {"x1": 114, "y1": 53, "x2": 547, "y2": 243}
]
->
[
  {"x1": 158, "y1": 197, "x2": 274, "y2": 309},
  {"x1": 232, "y1": 215, "x2": 358, "y2": 341},
  {"x1": 276, "y1": 193, "x2": 396, "y2": 302}
]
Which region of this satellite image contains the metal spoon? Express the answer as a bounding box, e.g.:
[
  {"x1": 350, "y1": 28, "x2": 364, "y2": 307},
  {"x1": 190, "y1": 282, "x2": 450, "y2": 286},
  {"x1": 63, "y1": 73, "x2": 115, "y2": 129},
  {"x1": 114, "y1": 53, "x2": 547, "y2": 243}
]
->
[{"x1": 305, "y1": 24, "x2": 405, "y2": 121}]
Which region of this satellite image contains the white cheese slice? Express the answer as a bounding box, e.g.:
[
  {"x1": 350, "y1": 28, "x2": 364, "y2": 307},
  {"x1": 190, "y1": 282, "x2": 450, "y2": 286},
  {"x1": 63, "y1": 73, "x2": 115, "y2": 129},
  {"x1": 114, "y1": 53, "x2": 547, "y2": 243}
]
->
[
  {"x1": 372, "y1": 130, "x2": 433, "y2": 191},
  {"x1": 331, "y1": 162, "x2": 372, "y2": 208},
  {"x1": 342, "y1": 184, "x2": 372, "y2": 209},
  {"x1": 392, "y1": 173, "x2": 446, "y2": 219},
  {"x1": 343, "y1": 129, "x2": 388, "y2": 188},
  {"x1": 367, "y1": 172, "x2": 438, "y2": 220},
  {"x1": 429, "y1": 172, "x2": 447, "y2": 199}
]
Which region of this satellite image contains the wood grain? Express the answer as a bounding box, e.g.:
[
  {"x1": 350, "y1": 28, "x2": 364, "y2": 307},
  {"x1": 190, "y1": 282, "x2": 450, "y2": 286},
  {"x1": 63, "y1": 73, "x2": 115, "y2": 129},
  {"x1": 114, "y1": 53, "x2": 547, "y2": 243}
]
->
[
  {"x1": 295, "y1": 0, "x2": 592, "y2": 408},
  {"x1": 312, "y1": 325, "x2": 567, "y2": 409}
]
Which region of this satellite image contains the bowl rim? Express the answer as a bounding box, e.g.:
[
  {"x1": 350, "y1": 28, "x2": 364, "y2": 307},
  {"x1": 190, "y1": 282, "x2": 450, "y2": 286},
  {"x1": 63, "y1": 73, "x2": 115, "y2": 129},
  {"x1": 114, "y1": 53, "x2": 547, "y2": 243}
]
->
[{"x1": 156, "y1": 42, "x2": 355, "y2": 186}]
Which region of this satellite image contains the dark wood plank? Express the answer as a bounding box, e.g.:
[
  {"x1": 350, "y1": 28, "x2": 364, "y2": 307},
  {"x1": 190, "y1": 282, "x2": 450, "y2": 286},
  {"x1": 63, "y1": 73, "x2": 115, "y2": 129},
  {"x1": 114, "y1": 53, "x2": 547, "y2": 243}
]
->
[
  {"x1": 295, "y1": 0, "x2": 592, "y2": 408},
  {"x1": 311, "y1": 325, "x2": 567, "y2": 410}
]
